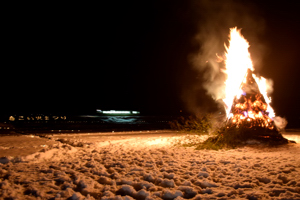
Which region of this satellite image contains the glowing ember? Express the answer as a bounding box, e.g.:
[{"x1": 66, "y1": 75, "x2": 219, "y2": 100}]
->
[{"x1": 222, "y1": 27, "x2": 275, "y2": 129}]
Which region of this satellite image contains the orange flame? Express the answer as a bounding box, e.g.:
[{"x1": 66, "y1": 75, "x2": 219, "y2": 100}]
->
[{"x1": 222, "y1": 27, "x2": 275, "y2": 129}]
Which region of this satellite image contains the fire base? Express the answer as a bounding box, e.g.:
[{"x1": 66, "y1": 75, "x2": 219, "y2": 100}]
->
[{"x1": 196, "y1": 125, "x2": 290, "y2": 150}]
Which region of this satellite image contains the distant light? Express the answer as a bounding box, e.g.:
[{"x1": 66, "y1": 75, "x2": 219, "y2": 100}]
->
[
  {"x1": 97, "y1": 109, "x2": 140, "y2": 115},
  {"x1": 9, "y1": 116, "x2": 15, "y2": 121},
  {"x1": 103, "y1": 110, "x2": 131, "y2": 114}
]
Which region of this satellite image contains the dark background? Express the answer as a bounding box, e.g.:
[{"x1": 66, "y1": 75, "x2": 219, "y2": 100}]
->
[{"x1": 1, "y1": 1, "x2": 299, "y2": 127}]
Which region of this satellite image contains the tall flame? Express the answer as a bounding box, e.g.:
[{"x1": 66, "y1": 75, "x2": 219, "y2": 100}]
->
[
  {"x1": 223, "y1": 27, "x2": 253, "y2": 117},
  {"x1": 222, "y1": 27, "x2": 275, "y2": 128}
]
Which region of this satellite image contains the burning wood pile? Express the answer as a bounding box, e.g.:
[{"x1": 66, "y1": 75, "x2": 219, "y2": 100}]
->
[
  {"x1": 226, "y1": 68, "x2": 274, "y2": 130},
  {"x1": 221, "y1": 28, "x2": 275, "y2": 130},
  {"x1": 199, "y1": 27, "x2": 291, "y2": 148},
  {"x1": 224, "y1": 68, "x2": 287, "y2": 144}
]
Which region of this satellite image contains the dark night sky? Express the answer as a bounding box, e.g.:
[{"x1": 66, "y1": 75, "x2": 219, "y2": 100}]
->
[{"x1": 1, "y1": 1, "x2": 300, "y2": 126}]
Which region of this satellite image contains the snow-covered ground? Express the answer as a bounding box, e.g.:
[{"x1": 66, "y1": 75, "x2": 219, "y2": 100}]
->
[{"x1": 1, "y1": 130, "x2": 300, "y2": 199}]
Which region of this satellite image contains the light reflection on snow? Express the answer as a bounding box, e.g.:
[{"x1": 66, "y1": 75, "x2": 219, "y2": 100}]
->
[
  {"x1": 282, "y1": 133, "x2": 300, "y2": 143},
  {"x1": 146, "y1": 138, "x2": 168, "y2": 146},
  {"x1": 101, "y1": 117, "x2": 138, "y2": 123}
]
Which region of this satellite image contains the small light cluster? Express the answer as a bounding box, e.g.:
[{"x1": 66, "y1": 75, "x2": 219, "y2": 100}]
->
[{"x1": 9, "y1": 115, "x2": 66, "y2": 121}]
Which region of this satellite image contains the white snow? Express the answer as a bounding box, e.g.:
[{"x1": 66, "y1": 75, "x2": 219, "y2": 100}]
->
[{"x1": 0, "y1": 130, "x2": 300, "y2": 199}]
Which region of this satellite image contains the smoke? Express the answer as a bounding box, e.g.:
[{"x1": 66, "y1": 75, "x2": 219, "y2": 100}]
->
[
  {"x1": 274, "y1": 116, "x2": 288, "y2": 131},
  {"x1": 183, "y1": 0, "x2": 266, "y2": 115}
]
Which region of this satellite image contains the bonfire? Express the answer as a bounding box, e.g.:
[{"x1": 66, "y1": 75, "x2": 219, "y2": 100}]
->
[{"x1": 201, "y1": 27, "x2": 290, "y2": 148}]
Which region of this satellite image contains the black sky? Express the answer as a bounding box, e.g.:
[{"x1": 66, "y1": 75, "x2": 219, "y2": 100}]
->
[{"x1": 1, "y1": 1, "x2": 300, "y2": 127}]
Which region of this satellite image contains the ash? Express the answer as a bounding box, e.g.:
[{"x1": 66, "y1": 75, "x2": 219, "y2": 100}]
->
[{"x1": 0, "y1": 131, "x2": 300, "y2": 199}]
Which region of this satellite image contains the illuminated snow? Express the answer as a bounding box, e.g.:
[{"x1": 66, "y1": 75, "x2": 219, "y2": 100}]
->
[{"x1": 0, "y1": 131, "x2": 299, "y2": 199}]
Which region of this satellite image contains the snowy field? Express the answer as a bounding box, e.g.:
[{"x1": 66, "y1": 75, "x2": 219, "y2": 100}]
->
[{"x1": 1, "y1": 130, "x2": 300, "y2": 200}]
